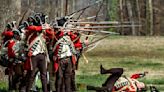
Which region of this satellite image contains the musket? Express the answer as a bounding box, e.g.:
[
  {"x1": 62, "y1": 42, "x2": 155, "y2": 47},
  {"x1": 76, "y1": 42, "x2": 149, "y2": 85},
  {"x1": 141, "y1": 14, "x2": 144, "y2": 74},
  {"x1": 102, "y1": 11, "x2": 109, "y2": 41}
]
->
[
  {"x1": 78, "y1": 14, "x2": 104, "y2": 21},
  {"x1": 56, "y1": 25, "x2": 142, "y2": 30},
  {"x1": 71, "y1": 0, "x2": 102, "y2": 68},
  {"x1": 76, "y1": 29, "x2": 119, "y2": 35},
  {"x1": 17, "y1": 9, "x2": 32, "y2": 27},
  {"x1": 85, "y1": 0, "x2": 103, "y2": 40},
  {"x1": 59, "y1": 0, "x2": 102, "y2": 21},
  {"x1": 54, "y1": 26, "x2": 119, "y2": 34},
  {"x1": 70, "y1": 25, "x2": 142, "y2": 29},
  {"x1": 76, "y1": 7, "x2": 86, "y2": 20},
  {"x1": 68, "y1": 14, "x2": 104, "y2": 22},
  {"x1": 53, "y1": 0, "x2": 102, "y2": 28},
  {"x1": 69, "y1": 21, "x2": 140, "y2": 25},
  {"x1": 84, "y1": 35, "x2": 110, "y2": 50}
]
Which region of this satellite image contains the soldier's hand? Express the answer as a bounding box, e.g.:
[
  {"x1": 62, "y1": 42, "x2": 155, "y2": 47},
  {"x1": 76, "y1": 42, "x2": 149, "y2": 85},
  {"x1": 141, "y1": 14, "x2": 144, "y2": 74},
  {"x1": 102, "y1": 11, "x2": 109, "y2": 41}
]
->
[
  {"x1": 42, "y1": 23, "x2": 50, "y2": 29},
  {"x1": 84, "y1": 39, "x2": 89, "y2": 46}
]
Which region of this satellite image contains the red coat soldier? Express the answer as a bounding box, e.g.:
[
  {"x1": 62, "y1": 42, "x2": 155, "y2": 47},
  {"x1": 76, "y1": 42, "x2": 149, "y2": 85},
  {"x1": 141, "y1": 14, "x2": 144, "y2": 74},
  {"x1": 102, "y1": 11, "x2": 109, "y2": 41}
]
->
[
  {"x1": 2, "y1": 23, "x2": 14, "y2": 44},
  {"x1": 87, "y1": 65, "x2": 147, "y2": 92},
  {"x1": 24, "y1": 23, "x2": 53, "y2": 92},
  {"x1": 4, "y1": 29, "x2": 24, "y2": 91},
  {"x1": 52, "y1": 28, "x2": 76, "y2": 92}
]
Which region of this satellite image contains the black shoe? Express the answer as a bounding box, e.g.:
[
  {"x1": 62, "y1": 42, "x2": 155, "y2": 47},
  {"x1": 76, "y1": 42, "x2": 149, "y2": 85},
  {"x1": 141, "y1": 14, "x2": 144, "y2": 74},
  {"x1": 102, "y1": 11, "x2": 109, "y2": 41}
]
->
[{"x1": 100, "y1": 65, "x2": 106, "y2": 74}]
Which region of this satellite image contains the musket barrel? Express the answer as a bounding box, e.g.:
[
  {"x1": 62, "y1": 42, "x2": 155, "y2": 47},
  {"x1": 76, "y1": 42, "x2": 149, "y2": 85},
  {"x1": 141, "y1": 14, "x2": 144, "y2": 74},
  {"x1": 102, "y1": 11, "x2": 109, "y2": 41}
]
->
[
  {"x1": 54, "y1": 26, "x2": 119, "y2": 34},
  {"x1": 69, "y1": 21, "x2": 140, "y2": 25},
  {"x1": 86, "y1": 35, "x2": 110, "y2": 48},
  {"x1": 67, "y1": 25, "x2": 142, "y2": 29}
]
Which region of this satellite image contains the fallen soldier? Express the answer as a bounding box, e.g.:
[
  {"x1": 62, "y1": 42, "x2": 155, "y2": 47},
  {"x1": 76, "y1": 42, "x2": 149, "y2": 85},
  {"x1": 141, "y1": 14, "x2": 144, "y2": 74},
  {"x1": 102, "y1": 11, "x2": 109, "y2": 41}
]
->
[{"x1": 87, "y1": 65, "x2": 158, "y2": 92}]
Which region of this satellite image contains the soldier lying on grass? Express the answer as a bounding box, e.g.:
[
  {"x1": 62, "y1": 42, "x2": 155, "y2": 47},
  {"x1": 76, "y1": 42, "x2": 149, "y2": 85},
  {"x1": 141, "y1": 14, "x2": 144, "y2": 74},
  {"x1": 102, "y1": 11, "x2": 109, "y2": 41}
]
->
[{"x1": 87, "y1": 65, "x2": 159, "y2": 92}]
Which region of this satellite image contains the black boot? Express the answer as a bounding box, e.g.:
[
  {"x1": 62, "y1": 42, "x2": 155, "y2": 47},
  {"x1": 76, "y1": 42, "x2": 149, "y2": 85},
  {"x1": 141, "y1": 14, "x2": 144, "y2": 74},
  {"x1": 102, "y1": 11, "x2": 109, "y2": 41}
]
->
[
  {"x1": 100, "y1": 65, "x2": 106, "y2": 74},
  {"x1": 87, "y1": 85, "x2": 96, "y2": 90}
]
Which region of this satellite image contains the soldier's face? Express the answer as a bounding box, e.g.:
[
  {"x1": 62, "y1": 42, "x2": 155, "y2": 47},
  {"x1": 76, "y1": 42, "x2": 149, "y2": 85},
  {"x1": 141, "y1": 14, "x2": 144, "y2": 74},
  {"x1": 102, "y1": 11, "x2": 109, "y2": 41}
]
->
[{"x1": 28, "y1": 18, "x2": 33, "y2": 22}]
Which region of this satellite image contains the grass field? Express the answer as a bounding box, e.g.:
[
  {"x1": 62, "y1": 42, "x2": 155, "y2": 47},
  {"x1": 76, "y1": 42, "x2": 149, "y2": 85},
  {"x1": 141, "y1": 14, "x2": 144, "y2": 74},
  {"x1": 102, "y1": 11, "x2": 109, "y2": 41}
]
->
[
  {"x1": 76, "y1": 36, "x2": 164, "y2": 91},
  {"x1": 0, "y1": 36, "x2": 164, "y2": 92}
]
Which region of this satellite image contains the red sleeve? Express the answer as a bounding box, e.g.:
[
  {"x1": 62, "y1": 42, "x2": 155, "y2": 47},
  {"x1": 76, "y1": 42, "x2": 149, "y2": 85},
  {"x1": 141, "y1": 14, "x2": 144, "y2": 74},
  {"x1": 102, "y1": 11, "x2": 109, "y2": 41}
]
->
[
  {"x1": 7, "y1": 40, "x2": 15, "y2": 58},
  {"x1": 130, "y1": 74, "x2": 140, "y2": 79},
  {"x1": 69, "y1": 32, "x2": 82, "y2": 49},
  {"x1": 2, "y1": 31, "x2": 14, "y2": 38},
  {"x1": 68, "y1": 31, "x2": 76, "y2": 40},
  {"x1": 74, "y1": 41, "x2": 82, "y2": 49},
  {"x1": 26, "y1": 26, "x2": 42, "y2": 32},
  {"x1": 45, "y1": 29, "x2": 54, "y2": 39},
  {"x1": 59, "y1": 31, "x2": 64, "y2": 37},
  {"x1": 54, "y1": 45, "x2": 59, "y2": 56}
]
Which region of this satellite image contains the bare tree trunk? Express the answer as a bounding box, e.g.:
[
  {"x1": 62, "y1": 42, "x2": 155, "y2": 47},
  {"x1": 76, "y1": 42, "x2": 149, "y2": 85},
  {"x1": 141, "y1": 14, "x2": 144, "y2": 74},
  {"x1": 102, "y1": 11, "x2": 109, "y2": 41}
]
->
[
  {"x1": 153, "y1": 0, "x2": 160, "y2": 35},
  {"x1": 61, "y1": 0, "x2": 64, "y2": 17},
  {"x1": 13, "y1": 0, "x2": 21, "y2": 16},
  {"x1": 55, "y1": 0, "x2": 60, "y2": 18},
  {"x1": 149, "y1": 0, "x2": 153, "y2": 35},
  {"x1": 105, "y1": 0, "x2": 110, "y2": 21},
  {"x1": 0, "y1": 0, "x2": 7, "y2": 31},
  {"x1": 146, "y1": 0, "x2": 153, "y2": 35},
  {"x1": 119, "y1": 0, "x2": 124, "y2": 35},
  {"x1": 126, "y1": 0, "x2": 136, "y2": 35},
  {"x1": 68, "y1": 0, "x2": 73, "y2": 14},
  {"x1": 29, "y1": 0, "x2": 35, "y2": 11},
  {"x1": 72, "y1": 0, "x2": 75, "y2": 13},
  {"x1": 46, "y1": 0, "x2": 51, "y2": 17},
  {"x1": 65, "y1": 0, "x2": 68, "y2": 16},
  {"x1": 136, "y1": 0, "x2": 141, "y2": 35}
]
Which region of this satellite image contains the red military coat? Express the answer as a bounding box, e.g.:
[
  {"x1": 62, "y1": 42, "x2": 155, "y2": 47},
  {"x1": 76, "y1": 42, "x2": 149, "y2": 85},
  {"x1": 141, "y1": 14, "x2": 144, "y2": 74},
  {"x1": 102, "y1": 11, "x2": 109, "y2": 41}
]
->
[
  {"x1": 24, "y1": 25, "x2": 54, "y2": 70},
  {"x1": 52, "y1": 31, "x2": 80, "y2": 72},
  {"x1": 7, "y1": 40, "x2": 16, "y2": 58},
  {"x1": 68, "y1": 31, "x2": 83, "y2": 49},
  {"x1": 52, "y1": 31, "x2": 64, "y2": 72}
]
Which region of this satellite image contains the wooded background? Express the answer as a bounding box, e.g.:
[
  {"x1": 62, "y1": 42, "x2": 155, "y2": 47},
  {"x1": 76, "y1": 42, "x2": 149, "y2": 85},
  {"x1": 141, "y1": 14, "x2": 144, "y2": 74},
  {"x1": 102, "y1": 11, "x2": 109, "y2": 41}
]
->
[{"x1": 0, "y1": 0, "x2": 163, "y2": 35}]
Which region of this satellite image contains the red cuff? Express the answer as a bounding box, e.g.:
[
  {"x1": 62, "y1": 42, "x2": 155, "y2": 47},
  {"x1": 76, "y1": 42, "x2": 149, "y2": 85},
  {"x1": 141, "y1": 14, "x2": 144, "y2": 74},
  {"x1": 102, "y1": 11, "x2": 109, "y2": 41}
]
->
[
  {"x1": 26, "y1": 26, "x2": 42, "y2": 32},
  {"x1": 130, "y1": 74, "x2": 140, "y2": 79},
  {"x1": 2, "y1": 31, "x2": 14, "y2": 38}
]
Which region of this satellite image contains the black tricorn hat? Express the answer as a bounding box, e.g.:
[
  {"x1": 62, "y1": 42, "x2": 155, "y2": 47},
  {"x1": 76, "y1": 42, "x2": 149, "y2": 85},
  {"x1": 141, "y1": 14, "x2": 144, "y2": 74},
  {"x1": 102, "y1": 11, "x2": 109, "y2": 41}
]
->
[
  {"x1": 57, "y1": 17, "x2": 67, "y2": 27},
  {"x1": 6, "y1": 23, "x2": 12, "y2": 29}
]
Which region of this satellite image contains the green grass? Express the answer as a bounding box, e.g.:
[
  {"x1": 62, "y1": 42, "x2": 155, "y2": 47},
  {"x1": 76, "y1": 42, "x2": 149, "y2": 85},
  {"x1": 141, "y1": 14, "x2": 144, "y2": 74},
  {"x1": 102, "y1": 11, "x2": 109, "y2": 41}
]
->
[
  {"x1": 0, "y1": 81, "x2": 8, "y2": 92},
  {"x1": 0, "y1": 36, "x2": 164, "y2": 91}
]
